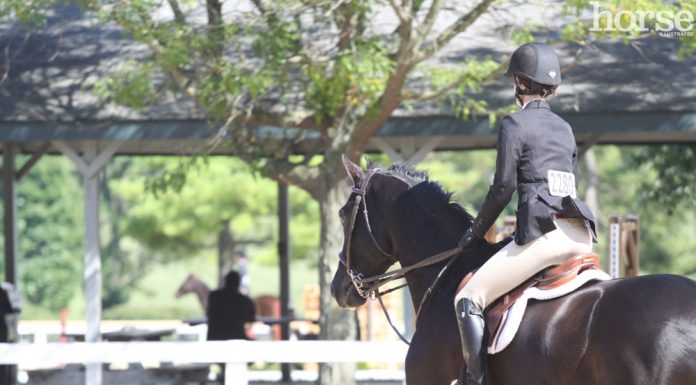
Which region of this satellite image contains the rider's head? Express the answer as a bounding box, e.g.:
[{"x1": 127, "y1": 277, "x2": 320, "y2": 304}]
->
[{"x1": 505, "y1": 43, "x2": 561, "y2": 107}]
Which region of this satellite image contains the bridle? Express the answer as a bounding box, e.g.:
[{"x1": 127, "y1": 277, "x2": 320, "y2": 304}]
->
[
  {"x1": 338, "y1": 168, "x2": 463, "y2": 344},
  {"x1": 339, "y1": 168, "x2": 397, "y2": 298}
]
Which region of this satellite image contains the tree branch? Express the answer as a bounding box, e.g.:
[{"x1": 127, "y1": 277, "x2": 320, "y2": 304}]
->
[
  {"x1": 335, "y1": 2, "x2": 356, "y2": 51},
  {"x1": 414, "y1": 0, "x2": 497, "y2": 63},
  {"x1": 416, "y1": 0, "x2": 443, "y2": 41},
  {"x1": 387, "y1": 0, "x2": 410, "y2": 24},
  {"x1": 206, "y1": 0, "x2": 224, "y2": 58},
  {"x1": 167, "y1": 0, "x2": 186, "y2": 24},
  {"x1": 402, "y1": 76, "x2": 467, "y2": 102},
  {"x1": 250, "y1": 0, "x2": 267, "y2": 15},
  {"x1": 245, "y1": 109, "x2": 327, "y2": 131},
  {"x1": 403, "y1": 61, "x2": 505, "y2": 101},
  {"x1": 138, "y1": 33, "x2": 199, "y2": 101},
  {"x1": 233, "y1": 144, "x2": 322, "y2": 197}
]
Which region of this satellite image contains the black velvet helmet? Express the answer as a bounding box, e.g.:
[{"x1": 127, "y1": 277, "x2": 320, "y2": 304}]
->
[{"x1": 505, "y1": 43, "x2": 561, "y2": 87}]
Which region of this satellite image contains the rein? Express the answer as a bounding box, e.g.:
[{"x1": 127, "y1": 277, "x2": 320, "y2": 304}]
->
[{"x1": 340, "y1": 168, "x2": 462, "y2": 345}]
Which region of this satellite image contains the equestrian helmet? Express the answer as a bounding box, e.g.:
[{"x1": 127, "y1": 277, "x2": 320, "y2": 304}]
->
[{"x1": 505, "y1": 43, "x2": 562, "y2": 86}]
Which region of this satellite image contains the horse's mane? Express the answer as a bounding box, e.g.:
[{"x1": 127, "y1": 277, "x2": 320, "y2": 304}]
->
[{"x1": 380, "y1": 163, "x2": 474, "y2": 225}]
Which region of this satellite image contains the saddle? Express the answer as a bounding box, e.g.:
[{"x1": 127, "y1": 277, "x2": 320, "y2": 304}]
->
[{"x1": 458, "y1": 253, "x2": 602, "y2": 341}]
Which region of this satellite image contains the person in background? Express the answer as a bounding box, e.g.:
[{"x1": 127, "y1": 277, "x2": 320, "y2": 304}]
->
[
  {"x1": 207, "y1": 271, "x2": 256, "y2": 340},
  {"x1": 234, "y1": 251, "x2": 251, "y2": 295}
]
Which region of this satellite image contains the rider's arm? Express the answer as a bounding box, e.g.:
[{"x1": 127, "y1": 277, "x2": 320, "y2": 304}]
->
[{"x1": 469, "y1": 116, "x2": 522, "y2": 239}]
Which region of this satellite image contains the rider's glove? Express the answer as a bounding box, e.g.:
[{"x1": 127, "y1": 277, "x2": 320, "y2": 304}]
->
[{"x1": 457, "y1": 227, "x2": 481, "y2": 251}]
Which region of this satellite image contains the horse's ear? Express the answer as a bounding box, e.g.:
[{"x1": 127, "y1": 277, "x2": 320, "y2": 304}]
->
[
  {"x1": 365, "y1": 156, "x2": 376, "y2": 171},
  {"x1": 342, "y1": 154, "x2": 363, "y2": 184}
]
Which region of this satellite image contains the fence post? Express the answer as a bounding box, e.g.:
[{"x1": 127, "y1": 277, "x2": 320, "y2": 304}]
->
[{"x1": 224, "y1": 362, "x2": 248, "y2": 385}]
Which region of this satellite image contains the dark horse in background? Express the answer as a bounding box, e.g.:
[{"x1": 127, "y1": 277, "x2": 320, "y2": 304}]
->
[{"x1": 331, "y1": 157, "x2": 696, "y2": 385}]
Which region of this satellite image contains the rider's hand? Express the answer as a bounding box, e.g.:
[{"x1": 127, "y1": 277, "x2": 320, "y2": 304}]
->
[{"x1": 457, "y1": 227, "x2": 481, "y2": 250}]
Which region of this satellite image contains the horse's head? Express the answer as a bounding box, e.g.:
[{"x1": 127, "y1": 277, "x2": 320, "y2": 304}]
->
[
  {"x1": 331, "y1": 155, "x2": 411, "y2": 308},
  {"x1": 175, "y1": 274, "x2": 197, "y2": 298}
]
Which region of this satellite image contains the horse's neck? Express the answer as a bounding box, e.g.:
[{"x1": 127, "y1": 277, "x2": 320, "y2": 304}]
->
[
  {"x1": 394, "y1": 209, "x2": 466, "y2": 311},
  {"x1": 193, "y1": 279, "x2": 210, "y2": 310},
  {"x1": 183, "y1": 277, "x2": 210, "y2": 311}
]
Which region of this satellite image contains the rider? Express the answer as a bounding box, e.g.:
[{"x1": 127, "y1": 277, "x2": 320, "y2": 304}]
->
[{"x1": 454, "y1": 42, "x2": 597, "y2": 385}]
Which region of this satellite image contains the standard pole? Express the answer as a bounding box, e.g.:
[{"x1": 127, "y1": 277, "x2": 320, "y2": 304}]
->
[
  {"x1": 2, "y1": 144, "x2": 18, "y2": 286},
  {"x1": 608, "y1": 216, "x2": 621, "y2": 279},
  {"x1": 277, "y1": 182, "x2": 291, "y2": 381}
]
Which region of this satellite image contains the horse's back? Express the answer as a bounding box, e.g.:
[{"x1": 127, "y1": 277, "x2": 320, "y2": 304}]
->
[{"x1": 494, "y1": 274, "x2": 696, "y2": 385}]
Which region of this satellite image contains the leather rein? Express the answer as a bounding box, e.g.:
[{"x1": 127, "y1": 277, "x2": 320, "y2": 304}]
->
[{"x1": 338, "y1": 168, "x2": 462, "y2": 344}]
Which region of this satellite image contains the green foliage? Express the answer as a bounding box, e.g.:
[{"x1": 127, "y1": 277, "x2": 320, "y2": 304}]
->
[
  {"x1": 306, "y1": 42, "x2": 394, "y2": 121},
  {"x1": 93, "y1": 61, "x2": 159, "y2": 111},
  {"x1": 112, "y1": 157, "x2": 274, "y2": 257},
  {"x1": 0, "y1": 0, "x2": 61, "y2": 27},
  {"x1": 7, "y1": 156, "x2": 82, "y2": 313},
  {"x1": 111, "y1": 156, "x2": 319, "y2": 265},
  {"x1": 590, "y1": 146, "x2": 696, "y2": 277},
  {"x1": 630, "y1": 144, "x2": 696, "y2": 212}
]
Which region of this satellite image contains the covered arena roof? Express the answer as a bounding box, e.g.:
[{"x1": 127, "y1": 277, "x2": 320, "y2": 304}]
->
[{"x1": 1, "y1": 2, "x2": 695, "y2": 156}]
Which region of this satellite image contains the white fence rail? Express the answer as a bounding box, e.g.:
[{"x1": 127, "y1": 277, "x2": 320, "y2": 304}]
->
[{"x1": 0, "y1": 341, "x2": 408, "y2": 385}]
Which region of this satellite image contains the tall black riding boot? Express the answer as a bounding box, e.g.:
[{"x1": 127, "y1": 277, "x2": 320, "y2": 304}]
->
[{"x1": 455, "y1": 297, "x2": 488, "y2": 385}]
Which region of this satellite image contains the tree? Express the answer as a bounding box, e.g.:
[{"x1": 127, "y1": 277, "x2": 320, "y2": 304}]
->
[
  {"x1": 0, "y1": 156, "x2": 83, "y2": 314},
  {"x1": 111, "y1": 156, "x2": 288, "y2": 286},
  {"x1": 630, "y1": 145, "x2": 696, "y2": 211}
]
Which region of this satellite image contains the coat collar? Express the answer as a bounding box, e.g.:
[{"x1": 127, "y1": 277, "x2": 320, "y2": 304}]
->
[{"x1": 522, "y1": 99, "x2": 550, "y2": 110}]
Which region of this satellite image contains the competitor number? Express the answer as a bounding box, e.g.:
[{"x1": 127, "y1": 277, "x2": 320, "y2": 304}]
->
[{"x1": 548, "y1": 170, "x2": 577, "y2": 198}]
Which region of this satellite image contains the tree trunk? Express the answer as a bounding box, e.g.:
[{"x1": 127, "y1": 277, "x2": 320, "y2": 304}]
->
[{"x1": 316, "y1": 170, "x2": 358, "y2": 385}]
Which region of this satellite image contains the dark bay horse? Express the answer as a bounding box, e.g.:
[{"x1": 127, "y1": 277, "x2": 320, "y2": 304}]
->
[{"x1": 331, "y1": 158, "x2": 696, "y2": 385}]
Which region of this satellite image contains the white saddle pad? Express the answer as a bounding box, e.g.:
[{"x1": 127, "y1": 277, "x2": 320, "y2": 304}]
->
[{"x1": 488, "y1": 269, "x2": 612, "y2": 354}]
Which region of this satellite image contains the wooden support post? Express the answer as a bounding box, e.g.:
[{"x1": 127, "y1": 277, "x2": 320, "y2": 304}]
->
[
  {"x1": 52, "y1": 140, "x2": 121, "y2": 385},
  {"x1": 3, "y1": 142, "x2": 50, "y2": 285},
  {"x1": 277, "y1": 182, "x2": 291, "y2": 381},
  {"x1": 3, "y1": 144, "x2": 18, "y2": 286},
  {"x1": 371, "y1": 137, "x2": 443, "y2": 165},
  {"x1": 622, "y1": 215, "x2": 640, "y2": 277},
  {"x1": 404, "y1": 137, "x2": 443, "y2": 165},
  {"x1": 2, "y1": 142, "x2": 49, "y2": 385},
  {"x1": 371, "y1": 138, "x2": 404, "y2": 163}
]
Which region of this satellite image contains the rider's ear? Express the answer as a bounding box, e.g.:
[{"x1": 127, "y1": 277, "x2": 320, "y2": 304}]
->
[{"x1": 342, "y1": 154, "x2": 363, "y2": 184}]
